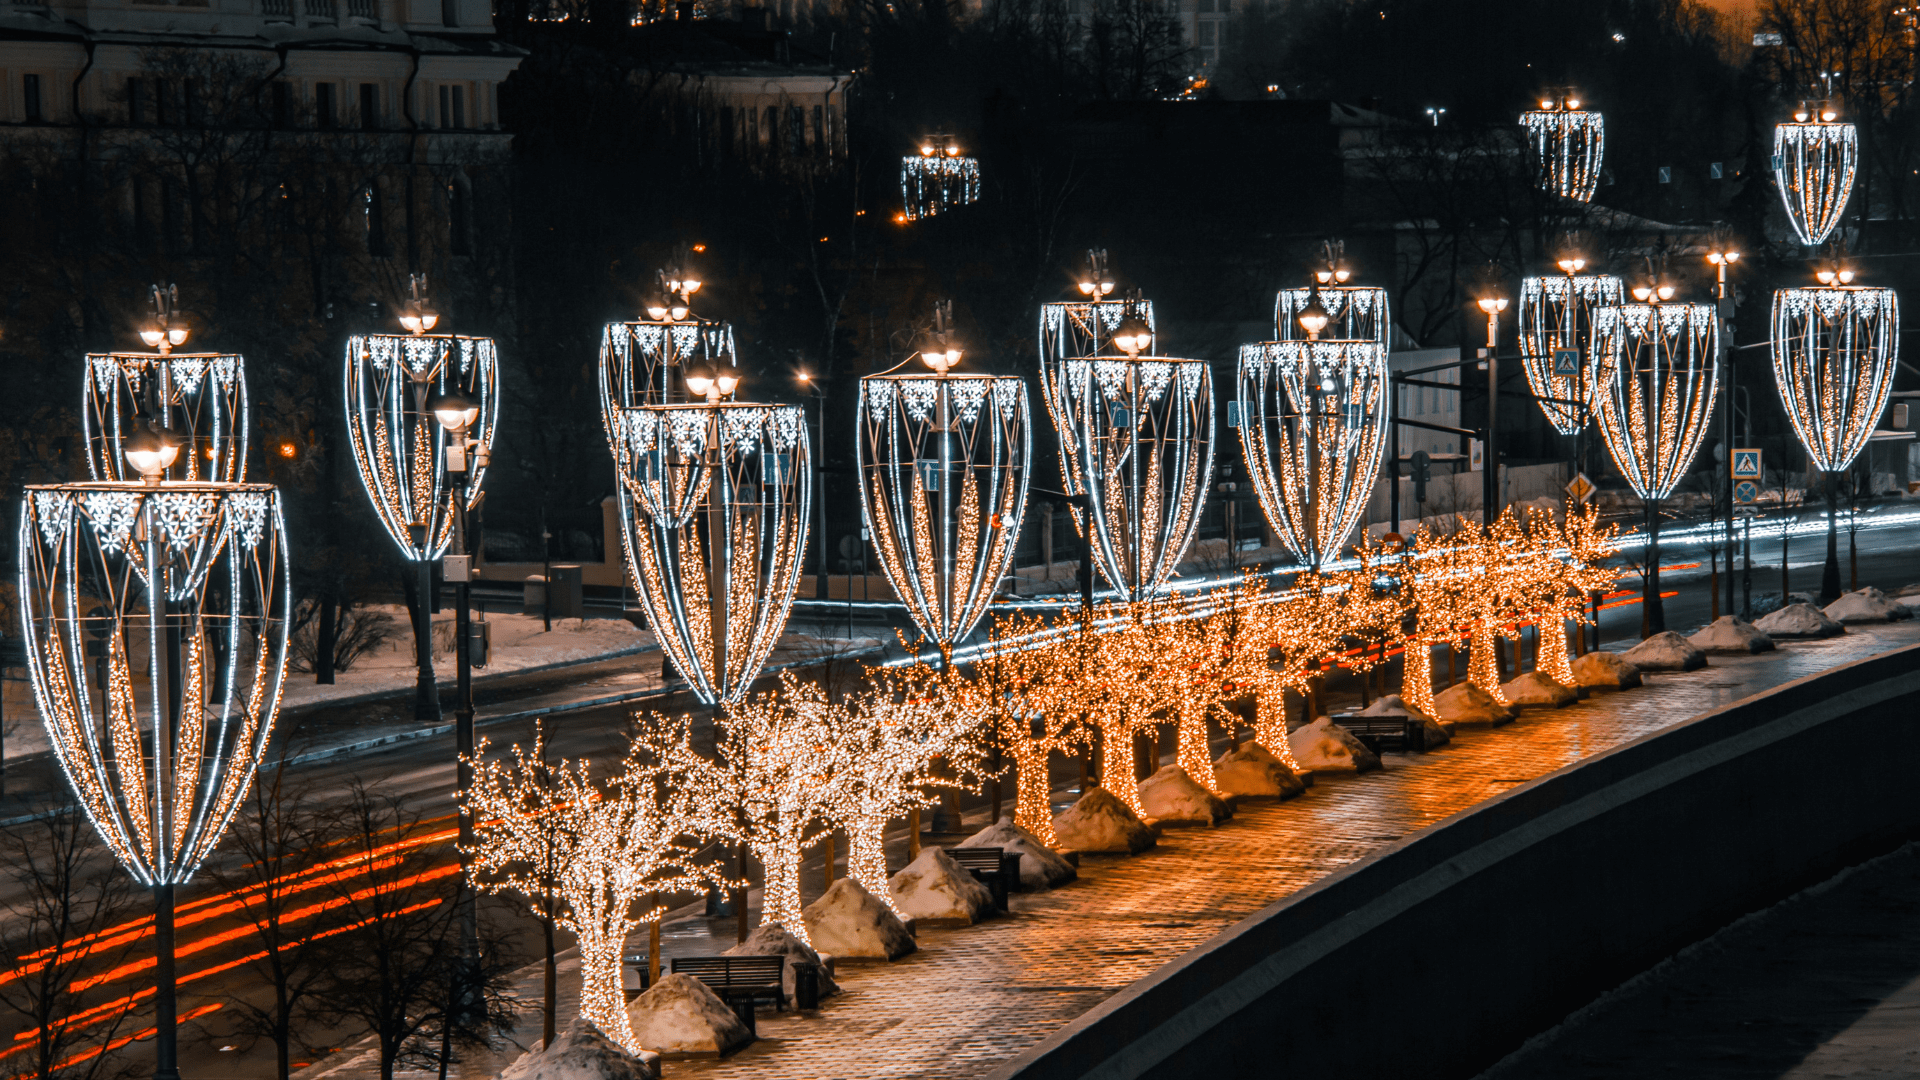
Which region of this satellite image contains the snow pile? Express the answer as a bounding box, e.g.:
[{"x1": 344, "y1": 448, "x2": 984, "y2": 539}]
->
[
  {"x1": 1212, "y1": 742, "x2": 1309, "y2": 798},
  {"x1": 888, "y1": 846, "x2": 993, "y2": 925},
  {"x1": 959, "y1": 818, "x2": 1076, "y2": 891},
  {"x1": 500, "y1": 1018, "x2": 660, "y2": 1080},
  {"x1": 1500, "y1": 671, "x2": 1577, "y2": 708},
  {"x1": 1622, "y1": 631, "x2": 1707, "y2": 672},
  {"x1": 725, "y1": 924, "x2": 839, "y2": 1005},
  {"x1": 1432, "y1": 683, "x2": 1516, "y2": 727},
  {"x1": 625, "y1": 973, "x2": 751, "y2": 1058},
  {"x1": 1755, "y1": 602, "x2": 1846, "y2": 639},
  {"x1": 1136, "y1": 765, "x2": 1231, "y2": 826},
  {"x1": 1572, "y1": 651, "x2": 1641, "y2": 689},
  {"x1": 1688, "y1": 616, "x2": 1775, "y2": 654},
  {"x1": 801, "y1": 879, "x2": 916, "y2": 961},
  {"x1": 1358, "y1": 694, "x2": 1451, "y2": 747},
  {"x1": 1287, "y1": 717, "x2": 1382, "y2": 772},
  {"x1": 1824, "y1": 587, "x2": 1906, "y2": 624},
  {"x1": 1050, "y1": 787, "x2": 1156, "y2": 855}
]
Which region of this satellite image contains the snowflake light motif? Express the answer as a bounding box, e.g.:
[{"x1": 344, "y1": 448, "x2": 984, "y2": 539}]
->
[
  {"x1": 83, "y1": 353, "x2": 250, "y2": 483},
  {"x1": 1521, "y1": 99, "x2": 1605, "y2": 203}
]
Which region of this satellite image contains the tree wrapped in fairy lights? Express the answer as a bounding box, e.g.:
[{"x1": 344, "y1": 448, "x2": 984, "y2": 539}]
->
[
  {"x1": 859, "y1": 305, "x2": 1030, "y2": 654},
  {"x1": 1772, "y1": 265, "x2": 1899, "y2": 600},
  {"x1": 1374, "y1": 525, "x2": 1476, "y2": 716},
  {"x1": 1511, "y1": 506, "x2": 1617, "y2": 685},
  {"x1": 967, "y1": 609, "x2": 1091, "y2": 843},
  {"x1": 615, "y1": 394, "x2": 810, "y2": 705},
  {"x1": 462, "y1": 718, "x2": 731, "y2": 1054},
  {"x1": 1517, "y1": 262, "x2": 1623, "y2": 434},
  {"x1": 1521, "y1": 91, "x2": 1604, "y2": 203},
  {"x1": 1592, "y1": 290, "x2": 1717, "y2": 634},
  {"x1": 597, "y1": 263, "x2": 736, "y2": 453},
  {"x1": 84, "y1": 352, "x2": 249, "y2": 484},
  {"x1": 1774, "y1": 101, "x2": 1858, "y2": 247},
  {"x1": 1238, "y1": 339, "x2": 1390, "y2": 569},
  {"x1": 900, "y1": 135, "x2": 980, "y2": 221}
]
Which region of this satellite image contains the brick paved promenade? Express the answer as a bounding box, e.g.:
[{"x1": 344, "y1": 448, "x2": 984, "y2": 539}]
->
[{"x1": 301, "y1": 623, "x2": 1920, "y2": 1080}]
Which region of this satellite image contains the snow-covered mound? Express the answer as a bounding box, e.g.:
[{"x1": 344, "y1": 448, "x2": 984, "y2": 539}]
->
[
  {"x1": 959, "y1": 817, "x2": 1076, "y2": 891},
  {"x1": 801, "y1": 879, "x2": 915, "y2": 961},
  {"x1": 1432, "y1": 683, "x2": 1515, "y2": 726},
  {"x1": 1500, "y1": 671, "x2": 1577, "y2": 708},
  {"x1": 625, "y1": 973, "x2": 751, "y2": 1058},
  {"x1": 1287, "y1": 717, "x2": 1382, "y2": 772},
  {"x1": 1572, "y1": 651, "x2": 1642, "y2": 689},
  {"x1": 1051, "y1": 787, "x2": 1156, "y2": 855},
  {"x1": 1212, "y1": 742, "x2": 1309, "y2": 798},
  {"x1": 888, "y1": 846, "x2": 993, "y2": 924},
  {"x1": 1622, "y1": 631, "x2": 1707, "y2": 672},
  {"x1": 1358, "y1": 694, "x2": 1451, "y2": 747},
  {"x1": 500, "y1": 1018, "x2": 660, "y2": 1080},
  {"x1": 1755, "y1": 602, "x2": 1845, "y2": 639},
  {"x1": 1824, "y1": 587, "x2": 1906, "y2": 624},
  {"x1": 725, "y1": 923, "x2": 838, "y2": 1005},
  {"x1": 1688, "y1": 616, "x2": 1774, "y2": 654},
  {"x1": 1137, "y1": 765, "x2": 1231, "y2": 825}
]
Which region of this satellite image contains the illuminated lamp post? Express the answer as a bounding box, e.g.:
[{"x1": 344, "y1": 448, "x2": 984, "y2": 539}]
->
[
  {"x1": 1708, "y1": 242, "x2": 1741, "y2": 619},
  {"x1": 1477, "y1": 294, "x2": 1507, "y2": 526},
  {"x1": 859, "y1": 302, "x2": 1031, "y2": 656},
  {"x1": 84, "y1": 285, "x2": 248, "y2": 485},
  {"x1": 1592, "y1": 278, "x2": 1718, "y2": 635},
  {"x1": 342, "y1": 274, "x2": 500, "y2": 726},
  {"x1": 615, "y1": 371, "x2": 810, "y2": 704},
  {"x1": 1521, "y1": 90, "x2": 1605, "y2": 203},
  {"x1": 20, "y1": 474, "x2": 289, "y2": 1080},
  {"x1": 900, "y1": 135, "x2": 980, "y2": 221},
  {"x1": 1274, "y1": 244, "x2": 1391, "y2": 346},
  {"x1": 1774, "y1": 99, "x2": 1857, "y2": 247},
  {"x1": 1037, "y1": 248, "x2": 1129, "y2": 436},
  {"x1": 1052, "y1": 301, "x2": 1213, "y2": 601},
  {"x1": 1771, "y1": 262, "x2": 1898, "y2": 604},
  {"x1": 598, "y1": 265, "x2": 736, "y2": 447}
]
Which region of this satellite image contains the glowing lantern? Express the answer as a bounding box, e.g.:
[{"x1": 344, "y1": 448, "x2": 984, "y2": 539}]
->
[
  {"x1": 1774, "y1": 103, "x2": 1857, "y2": 247},
  {"x1": 1521, "y1": 94, "x2": 1605, "y2": 203},
  {"x1": 900, "y1": 136, "x2": 980, "y2": 221}
]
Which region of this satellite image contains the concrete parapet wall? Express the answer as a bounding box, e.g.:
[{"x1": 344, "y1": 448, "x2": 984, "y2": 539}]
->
[{"x1": 989, "y1": 643, "x2": 1920, "y2": 1080}]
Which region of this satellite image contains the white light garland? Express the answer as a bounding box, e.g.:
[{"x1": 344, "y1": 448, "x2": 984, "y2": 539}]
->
[
  {"x1": 84, "y1": 353, "x2": 249, "y2": 484},
  {"x1": 1518, "y1": 275, "x2": 1624, "y2": 434},
  {"x1": 615, "y1": 402, "x2": 809, "y2": 705},
  {"x1": 859, "y1": 373, "x2": 1031, "y2": 650},
  {"x1": 1774, "y1": 121, "x2": 1858, "y2": 247},
  {"x1": 1771, "y1": 285, "x2": 1900, "y2": 471},
  {"x1": 18, "y1": 481, "x2": 291, "y2": 887},
  {"x1": 342, "y1": 334, "x2": 500, "y2": 561},
  {"x1": 1273, "y1": 287, "x2": 1392, "y2": 345},
  {"x1": 900, "y1": 154, "x2": 981, "y2": 220},
  {"x1": 1237, "y1": 340, "x2": 1389, "y2": 567},
  {"x1": 1520, "y1": 107, "x2": 1605, "y2": 202},
  {"x1": 597, "y1": 319, "x2": 737, "y2": 455},
  {"x1": 1591, "y1": 303, "x2": 1719, "y2": 499}
]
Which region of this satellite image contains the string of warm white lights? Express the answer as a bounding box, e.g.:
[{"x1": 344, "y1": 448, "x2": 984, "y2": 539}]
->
[
  {"x1": 1774, "y1": 119, "x2": 1858, "y2": 247},
  {"x1": 342, "y1": 334, "x2": 500, "y2": 560},
  {"x1": 1054, "y1": 356, "x2": 1213, "y2": 601},
  {"x1": 1591, "y1": 303, "x2": 1719, "y2": 501},
  {"x1": 1521, "y1": 103, "x2": 1605, "y2": 202},
  {"x1": 83, "y1": 353, "x2": 250, "y2": 484},
  {"x1": 1518, "y1": 275, "x2": 1623, "y2": 434},
  {"x1": 18, "y1": 482, "x2": 290, "y2": 887},
  {"x1": 859, "y1": 373, "x2": 1030, "y2": 651},
  {"x1": 597, "y1": 319, "x2": 737, "y2": 455},
  {"x1": 1771, "y1": 284, "x2": 1900, "y2": 472},
  {"x1": 1274, "y1": 286, "x2": 1392, "y2": 345},
  {"x1": 463, "y1": 720, "x2": 731, "y2": 1054},
  {"x1": 615, "y1": 402, "x2": 809, "y2": 705},
  {"x1": 966, "y1": 609, "x2": 1093, "y2": 843},
  {"x1": 1238, "y1": 340, "x2": 1390, "y2": 568},
  {"x1": 900, "y1": 152, "x2": 980, "y2": 221}
]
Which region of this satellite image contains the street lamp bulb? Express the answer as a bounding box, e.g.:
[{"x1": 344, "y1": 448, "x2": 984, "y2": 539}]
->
[
  {"x1": 1839, "y1": 268, "x2": 1855, "y2": 283},
  {"x1": 1100, "y1": 280, "x2": 1115, "y2": 295},
  {"x1": 715, "y1": 374, "x2": 739, "y2": 396},
  {"x1": 682, "y1": 279, "x2": 701, "y2": 294},
  {"x1": 1822, "y1": 109, "x2": 1838, "y2": 121},
  {"x1": 685, "y1": 374, "x2": 714, "y2": 398},
  {"x1": 1557, "y1": 257, "x2": 1586, "y2": 273},
  {"x1": 1632, "y1": 284, "x2": 1652, "y2": 301},
  {"x1": 946, "y1": 144, "x2": 961, "y2": 157},
  {"x1": 1566, "y1": 98, "x2": 1581, "y2": 109},
  {"x1": 1541, "y1": 98, "x2": 1556, "y2": 110},
  {"x1": 1816, "y1": 268, "x2": 1836, "y2": 284},
  {"x1": 139, "y1": 328, "x2": 166, "y2": 349},
  {"x1": 1657, "y1": 284, "x2": 1675, "y2": 300},
  {"x1": 1297, "y1": 299, "x2": 1330, "y2": 339},
  {"x1": 1334, "y1": 269, "x2": 1351, "y2": 282},
  {"x1": 1477, "y1": 296, "x2": 1507, "y2": 314},
  {"x1": 920, "y1": 144, "x2": 935, "y2": 156},
  {"x1": 1079, "y1": 281, "x2": 1096, "y2": 295},
  {"x1": 669, "y1": 299, "x2": 691, "y2": 320},
  {"x1": 921, "y1": 348, "x2": 961, "y2": 373},
  {"x1": 1113, "y1": 316, "x2": 1152, "y2": 356},
  {"x1": 123, "y1": 422, "x2": 181, "y2": 482},
  {"x1": 427, "y1": 389, "x2": 480, "y2": 433}
]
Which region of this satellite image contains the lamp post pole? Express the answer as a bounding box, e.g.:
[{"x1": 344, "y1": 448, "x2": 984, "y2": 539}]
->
[
  {"x1": 1478, "y1": 296, "x2": 1508, "y2": 527},
  {"x1": 1709, "y1": 245, "x2": 1741, "y2": 618}
]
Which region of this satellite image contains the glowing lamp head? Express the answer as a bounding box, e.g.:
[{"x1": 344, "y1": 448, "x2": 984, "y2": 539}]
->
[
  {"x1": 139, "y1": 328, "x2": 166, "y2": 350},
  {"x1": 715, "y1": 373, "x2": 739, "y2": 396},
  {"x1": 1112, "y1": 315, "x2": 1152, "y2": 357},
  {"x1": 645, "y1": 293, "x2": 670, "y2": 320},
  {"x1": 1078, "y1": 280, "x2": 1097, "y2": 295},
  {"x1": 685, "y1": 374, "x2": 713, "y2": 398},
  {"x1": 920, "y1": 144, "x2": 936, "y2": 157},
  {"x1": 1631, "y1": 284, "x2": 1653, "y2": 301},
  {"x1": 123, "y1": 421, "x2": 182, "y2": 484},
  {"x1": 921, "y1": 348, "x2": 962, "y2": 374},
  {"x1": 400, "y1": 308, "x2": 439, "y2": 334},
  {"x1": 1566, "y1": 97, "x2": 1581, "y2": 109},
  {"x1": 1477, "y1": 296, "x2": 1508, "y2": 314},
  {"x1": 1794, "y1": 103, "x2": 1811, "y2": 122},
  {"x1": 1657, "y1": 284, "x2": 1676, "y2": 301},
  {"x1": 1297, "y1": 295, "x2": 1331, "y2": 339},
  {"x1": 427, "y1": 388, "x2": 481, "y2": 433},
  {"x1": 1839, "y1": 268, "x2": 1855, "y2": 283},
  {"x1": 1707, "y1": 250, "x2": 1740, "y2": 266},
  {"x1": 1541, "y1": 98, "x2": 1556, "y2": 110},
  {"x1": 1822, "y1": 107, "x2": 1838, "y2": 121},
  {"x1": 668, "y1": 296, "x2": 691, "y2": 321},
  {"x1": 1557, "y1": 257, "x2": 1587, "y2": 273}
]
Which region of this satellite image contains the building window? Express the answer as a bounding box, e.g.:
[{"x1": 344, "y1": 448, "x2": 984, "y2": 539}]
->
[
  {"x1": 359, "y1": 83, "x2": 379, "y2": 129},
  {"x1": 447, "y1": 176, "x2": 471, "y2": 256},
  {"x1": 825, "y1": 104, "x2": 839, "y2": 156},
  {"x1": 305, "y1": 0, "x2": 333, "y2": 17},
  {"x1": 271, "y1": 81, "x2": 291, "y2": 128},
  {"x1": 747, "y1": 106, "x2": 758, "y2": 151},
  {"x1": 363, "y1": 181, "x2": 388, "y2": 255},
  {"x1": 127, "y1": 78, "x2": 145, "y2": 125},
  {"x1": 347, "y1": 0, "x2": 374, "y2": 16},
  {"x1": 261, "y1": 0, "x2": 294, "y2": 18},
  {"x1": 438, "y1": 85, "x2": 464, "y2": 129},
  {"x1": 315, "y1": 82, "x2": 336, "y2": 129},
  {"x1": 23, "y1": 75, "x2": 43, "y2": 123},
  {"x1": 787, "y1": 104, "x2": 804, "y2": 155}
]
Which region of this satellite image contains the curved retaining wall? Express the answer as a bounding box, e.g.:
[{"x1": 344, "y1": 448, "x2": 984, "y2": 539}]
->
[{"x1": 987, "y1": 643, "x2": 1920, "y2": 1080}]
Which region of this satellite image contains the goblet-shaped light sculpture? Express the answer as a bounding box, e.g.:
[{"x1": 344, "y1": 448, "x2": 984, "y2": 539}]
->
[
  {"x1": 1054, "y1": 354, "x2": 1213, "y2": 601},
  {"x1": 1521, "y1": 94, "x2": 1605, "y2": 203},
  {"x1": 1238, "y1": 340, "x2": 1390, "y2": 569},
  {"x1": 615, "y1": 399, "x2": 810, "y2": 704},
  {"x1": 19, "y1": 480, "x2": 289, "y2": 1080},
  {"x1": 1774, "y1": 103, "x2": 1857, "y2": 247},
  {"x1": 1772, "y1": 272, "x2": 1899, "y2": 601},
  {"x1": 84, "y1": 353, "x2": 249, "y2": 483},
  {"x1": 1037, "y1": 298, "x2": 1154, "y2": 428},
  {"x1": 1592, "y1": 300, "x2": 1718, "y2": 632},
  {"x1": 1274, "y1": 284, "x2": 1391, "y2": 345},
  {"x1": 598, "y1": 267, "x2": 733, "y2": 452},
  {"x1": 343, "y1": 333, "x2": 500, "y2": 561},
  {"x1": 1517, "y1": 270, "x2": 1624, "y2": 434},
  {"x1": 859, "y1": 357, "x2": 1030, "y2": 652},
  {"x1": 901, "y1": 136, "x2": 980, "y2": 221}
]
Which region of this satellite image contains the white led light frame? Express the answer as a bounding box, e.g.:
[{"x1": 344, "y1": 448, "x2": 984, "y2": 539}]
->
[
  {"x1": 1591, "y1": 303, "x2": 1719, "y2": 500},
  {"x1": 84, "y1": 353, "x2": 249, "y2": 484},
  {"x1": 1771, "y1": 285, "x2": 1899, "y2": 472},
  {"x1": 1521, "y1": 108, "x2": 1605, "y2": 203},
  {"x1": 1518, "y1": 275, "x2": 1624, "y2": 434},
  {"x1": 1774, "y1": 122, "x2": 1858, "y2": 247},
  {"x1": 597, "y1": 319, "x2": 737, "y2": 454}
]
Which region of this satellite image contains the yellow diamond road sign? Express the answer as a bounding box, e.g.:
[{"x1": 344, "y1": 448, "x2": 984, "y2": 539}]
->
[{"x1": 1565, "y1": 473, "x2": 1594, "y2": 504}]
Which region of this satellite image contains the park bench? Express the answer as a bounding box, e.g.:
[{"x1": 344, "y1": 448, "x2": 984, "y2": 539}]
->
[
  {"x1": 1330, "y1": 712, "x2": 1427, "y2": 755},
  {"x1": 947, "y1": 846, "x2": 1018, "y2": 912},
  {"x1": 671, "y1": 955, "x2": 789, "y2": 1033}
]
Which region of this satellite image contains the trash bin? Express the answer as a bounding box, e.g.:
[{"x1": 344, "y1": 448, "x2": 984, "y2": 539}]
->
[
  {"x1": 521, "y1": 574, "x2": 546, "y2": 617},
  {"x1": 547, "y1": 564, "x2": 584, "y2": 619},
  {"x1": 793, "y1": 962, "x2": 820, "y2": 1010}
]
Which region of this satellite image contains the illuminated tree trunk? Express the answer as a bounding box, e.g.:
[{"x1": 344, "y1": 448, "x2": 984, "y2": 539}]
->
[
  {"x1": 1098, "y1": 715, "x2": 1146, "y2": 815},
  {"x1": 1536, "y1": 618, "x2": 1575, "y2": 685},
  {"x1": 845, "y1": 812, "x2": 903, "y2": 917},
  {"x1": 572, "y1": 902, "x2": 639, "y2": 1052},
  {"x1": 1011, "y1": 743, "x2": 1059, "y2": 845},
  {"x1": 1175, "y1": 704, "x2": 1220, "y2": 792},
  {"x1": 1470, "y1": 623, "x2": 1509, "y2": 703},
  {"x1": 751, "y1": 832, "x2": 810, "y2": 947},
  {"x1": 1401, "y1": 640, "x2": 1436, "y2": 716},
  {"x1": 1252, "y1": 690, "x2": 1302, "y2": 770}
]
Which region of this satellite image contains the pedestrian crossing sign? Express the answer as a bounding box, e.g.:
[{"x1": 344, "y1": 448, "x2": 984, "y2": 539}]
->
[
  {"x1": 1552, "y1": 348, "x2": 1580, "y2": 377},
  {"x1": 1734, "y1": 479, "x2": 1760, "y2": 504},
  {"x1": 1732, "y1": 448, "x2": 1762, "y2": 480}
]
